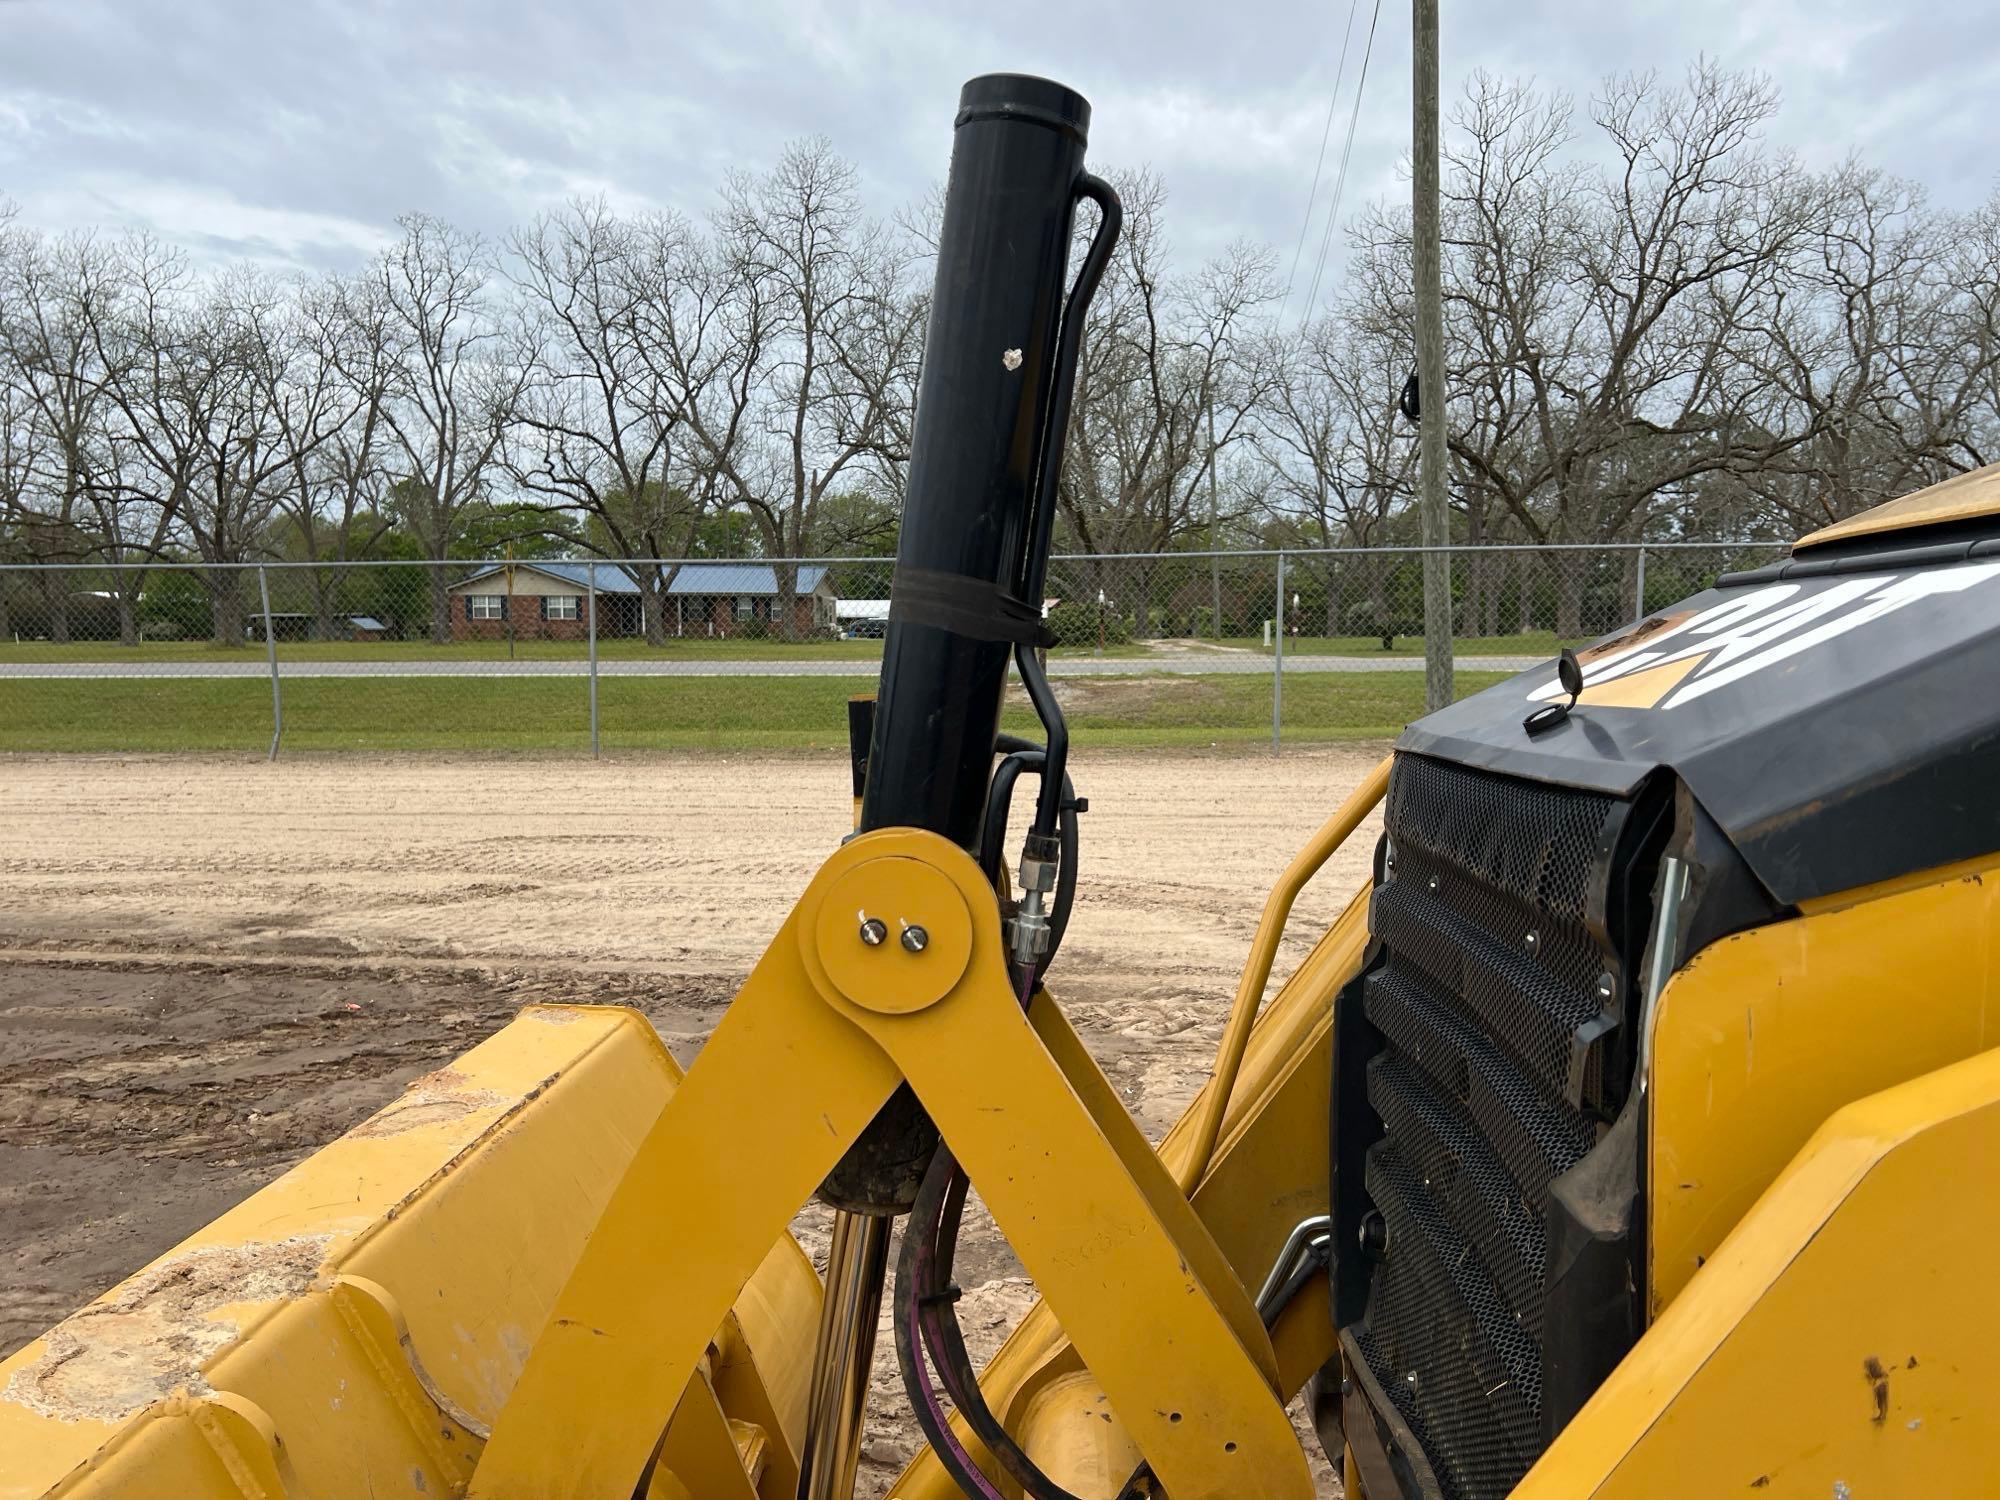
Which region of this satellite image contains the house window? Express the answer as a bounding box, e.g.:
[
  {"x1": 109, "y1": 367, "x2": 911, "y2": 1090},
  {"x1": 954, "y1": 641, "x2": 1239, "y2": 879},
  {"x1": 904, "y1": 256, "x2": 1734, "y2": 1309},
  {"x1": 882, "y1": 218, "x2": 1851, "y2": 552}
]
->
[
  {"x1": 546, "y1": 596, "x2": 581, "y2": 621},
  {"x1": 468, "y1": 595, "x2": 504, "y2": 620},
  {"x1": 735, "y1": 596, "x2": 757, "y2": 621}
]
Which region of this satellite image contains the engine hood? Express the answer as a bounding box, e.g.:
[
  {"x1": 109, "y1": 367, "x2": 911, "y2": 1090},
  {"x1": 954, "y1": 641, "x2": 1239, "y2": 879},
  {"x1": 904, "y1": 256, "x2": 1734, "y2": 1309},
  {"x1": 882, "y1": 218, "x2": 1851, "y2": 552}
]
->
[{"x1": 1399, "y1": 548, "x2": 2000, "y2": 905}]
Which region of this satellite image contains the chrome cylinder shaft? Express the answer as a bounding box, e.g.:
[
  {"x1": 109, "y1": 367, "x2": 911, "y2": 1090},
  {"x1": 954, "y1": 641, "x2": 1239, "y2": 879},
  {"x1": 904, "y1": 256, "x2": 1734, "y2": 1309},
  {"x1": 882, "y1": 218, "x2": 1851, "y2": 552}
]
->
[{"x1": 796, "y1": 1210, "x2": 893, "y2": 1500}]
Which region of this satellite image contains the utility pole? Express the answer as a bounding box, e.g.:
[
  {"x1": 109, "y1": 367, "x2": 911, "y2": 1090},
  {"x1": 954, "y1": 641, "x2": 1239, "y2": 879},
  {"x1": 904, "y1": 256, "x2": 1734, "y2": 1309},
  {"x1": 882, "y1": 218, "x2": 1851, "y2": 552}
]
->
[
  {"x1": 1206, "y1": 397, "x2": 1223, "y2": 640},
  {"x1": 1413, "y1": 0, "x2": 1453, "y2": 711}
]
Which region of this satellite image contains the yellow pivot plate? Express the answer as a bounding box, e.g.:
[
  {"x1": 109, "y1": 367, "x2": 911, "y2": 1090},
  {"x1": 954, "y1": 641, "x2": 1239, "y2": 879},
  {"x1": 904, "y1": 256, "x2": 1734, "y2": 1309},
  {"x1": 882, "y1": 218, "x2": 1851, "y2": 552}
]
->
[{"x1": 814, "y1": 854, "x2": 973, "y2": 1013}]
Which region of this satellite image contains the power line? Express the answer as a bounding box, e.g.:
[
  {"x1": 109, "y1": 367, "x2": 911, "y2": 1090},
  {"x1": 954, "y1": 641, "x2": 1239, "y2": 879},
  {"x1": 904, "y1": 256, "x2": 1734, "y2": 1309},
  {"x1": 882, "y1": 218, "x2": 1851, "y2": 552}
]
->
[
  {"x1": 1296, "y1": 0, "x2": 1376, "y2": 330},
  {"x1": 1278, "y1": 0, "x2": 1360, "y2": 321},
  {"x1": 1301, "y1": 0, "x2": 1382, "y2": 326}
]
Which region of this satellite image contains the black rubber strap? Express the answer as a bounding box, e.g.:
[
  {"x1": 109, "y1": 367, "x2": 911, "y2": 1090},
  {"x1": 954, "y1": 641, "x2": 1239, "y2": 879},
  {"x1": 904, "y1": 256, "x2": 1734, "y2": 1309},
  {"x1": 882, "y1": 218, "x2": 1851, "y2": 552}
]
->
[{"x1": 888, "y1": 566, "x2": 1055, "y2": 648}]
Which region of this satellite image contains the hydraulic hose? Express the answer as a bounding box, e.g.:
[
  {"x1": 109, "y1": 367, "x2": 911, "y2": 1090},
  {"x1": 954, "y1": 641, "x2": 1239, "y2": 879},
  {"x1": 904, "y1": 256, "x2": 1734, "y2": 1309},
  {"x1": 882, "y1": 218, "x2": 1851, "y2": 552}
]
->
[
  {"x1": 895, "y1": 1147, "x2": 1007, "y2": 1500},
  {"x1": 898, "y1": 1133, "x2": 1160, "y2": 1500},
  {"x1": 1014, "y1": 643, "x2": 1070, "y2": 843},
  {"x1": 1017, "y1": 174, "x2": 1122, "y2": 607},
  {"x1": 1012, "y1": 175, "x2": 1119, "y2": 845}
]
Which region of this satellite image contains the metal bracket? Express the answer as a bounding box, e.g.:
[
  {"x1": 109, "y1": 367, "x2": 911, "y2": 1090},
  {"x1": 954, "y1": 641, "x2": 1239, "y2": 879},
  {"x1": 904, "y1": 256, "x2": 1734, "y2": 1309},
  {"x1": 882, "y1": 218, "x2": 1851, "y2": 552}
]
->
[{"x1": 470, "y1": 828, "x2": 1312, "y2": 1499}]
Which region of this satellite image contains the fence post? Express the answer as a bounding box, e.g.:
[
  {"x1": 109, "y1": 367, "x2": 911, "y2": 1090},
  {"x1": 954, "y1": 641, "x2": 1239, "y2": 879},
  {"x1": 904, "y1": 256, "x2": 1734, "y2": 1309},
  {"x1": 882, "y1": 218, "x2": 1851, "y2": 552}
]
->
[
  {"x1": 256, "y1": 565, "x2": 281, "y2": 761},
  {"x1": 587, "y1": 560, "x2": 600, "y2": 758},
  {"x1": 1272, "y1": 550, "x2": 1286, "y2": 756},
  {"x1": 1634, "y1": 546, "x2": 1647, "y2": 624}
]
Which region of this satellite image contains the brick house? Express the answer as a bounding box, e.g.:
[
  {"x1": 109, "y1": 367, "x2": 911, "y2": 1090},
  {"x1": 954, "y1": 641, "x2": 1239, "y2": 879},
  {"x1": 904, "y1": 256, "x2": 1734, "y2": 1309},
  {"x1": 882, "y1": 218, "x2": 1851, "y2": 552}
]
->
[{"x1": 446, "y1": 562, "x2": 838, "y2": 641}]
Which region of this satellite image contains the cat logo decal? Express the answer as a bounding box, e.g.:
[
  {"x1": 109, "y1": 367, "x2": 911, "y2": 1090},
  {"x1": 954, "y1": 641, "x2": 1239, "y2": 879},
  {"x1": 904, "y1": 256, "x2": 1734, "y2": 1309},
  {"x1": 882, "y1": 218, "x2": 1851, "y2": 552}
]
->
[{"x1": 1526, "y1": 563, "x2": 2000, "y2": 711}]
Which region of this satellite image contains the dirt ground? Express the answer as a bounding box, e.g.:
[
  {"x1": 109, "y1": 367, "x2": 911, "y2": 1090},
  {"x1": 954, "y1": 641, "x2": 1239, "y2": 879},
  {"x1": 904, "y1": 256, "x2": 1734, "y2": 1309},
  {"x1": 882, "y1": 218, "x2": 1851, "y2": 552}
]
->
[{"x1": 0, "y1": 746, "x2": 1386, "y2": 1494}]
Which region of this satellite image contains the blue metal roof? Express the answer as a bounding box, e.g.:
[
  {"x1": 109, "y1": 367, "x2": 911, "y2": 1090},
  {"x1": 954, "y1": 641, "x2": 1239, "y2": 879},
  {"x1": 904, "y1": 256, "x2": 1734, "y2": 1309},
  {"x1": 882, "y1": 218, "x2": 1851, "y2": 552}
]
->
[{"x1": 455, "y1": 561, "x2": 833, "y2": 597}]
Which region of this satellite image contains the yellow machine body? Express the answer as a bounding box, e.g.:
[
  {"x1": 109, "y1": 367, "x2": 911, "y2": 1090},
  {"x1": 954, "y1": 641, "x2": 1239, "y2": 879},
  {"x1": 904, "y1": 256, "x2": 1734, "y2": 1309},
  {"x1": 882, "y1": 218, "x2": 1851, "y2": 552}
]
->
[
  {"x1": 1646, "y1": 852, "x2": 2000, "y2": 1313},
  {"x1": 1522, "y1": 1042, "x2": 2000, "y2": 1496},
  {"x1": 6, "y1": 770, "x2": 2000, "y2": 1497}
]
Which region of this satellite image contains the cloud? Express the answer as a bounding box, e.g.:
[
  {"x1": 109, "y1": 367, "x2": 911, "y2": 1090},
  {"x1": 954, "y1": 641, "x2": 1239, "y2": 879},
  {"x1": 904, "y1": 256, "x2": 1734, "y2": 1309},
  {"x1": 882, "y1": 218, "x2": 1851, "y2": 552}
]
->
[
  {"x1": 13, "y1": 180, "x2": 390, "y2": 268},
  {"x1": 0, "y1": 0, "x2": 1993, "y2": 285}
]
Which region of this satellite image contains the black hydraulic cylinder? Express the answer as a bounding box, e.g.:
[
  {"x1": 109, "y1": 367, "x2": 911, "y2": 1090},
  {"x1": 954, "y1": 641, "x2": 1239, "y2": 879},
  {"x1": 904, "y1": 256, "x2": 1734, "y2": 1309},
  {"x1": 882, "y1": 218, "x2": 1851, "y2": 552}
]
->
[
  {"x1": 822, "y1": 74, "x2": 1094, "y2": 1213},
  {"x1": 862, "y1": 73, "x2": 1089, "y2": 839}
]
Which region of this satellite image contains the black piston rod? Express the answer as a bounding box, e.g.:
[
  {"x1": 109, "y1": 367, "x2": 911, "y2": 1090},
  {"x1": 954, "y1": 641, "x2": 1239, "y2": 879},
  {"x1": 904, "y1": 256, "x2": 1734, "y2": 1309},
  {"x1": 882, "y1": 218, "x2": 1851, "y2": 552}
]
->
[{"x1": 821, "y1": 73, "x2": 1102, "y2": 1215}]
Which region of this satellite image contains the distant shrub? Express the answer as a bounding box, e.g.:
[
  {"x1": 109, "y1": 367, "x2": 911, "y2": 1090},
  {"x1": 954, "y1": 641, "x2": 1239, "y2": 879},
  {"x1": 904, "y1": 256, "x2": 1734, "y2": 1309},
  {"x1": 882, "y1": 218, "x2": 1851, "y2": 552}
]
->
[{"x1": 1046, "y1": 599, "x2": 1132, "y2": 648}]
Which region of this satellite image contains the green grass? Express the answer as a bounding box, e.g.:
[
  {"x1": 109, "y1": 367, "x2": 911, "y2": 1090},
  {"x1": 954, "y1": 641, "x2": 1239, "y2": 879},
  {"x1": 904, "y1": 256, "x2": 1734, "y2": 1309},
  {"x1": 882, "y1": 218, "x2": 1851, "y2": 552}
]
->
[
  {"x1": 0, "y1": 672, "x2": 1510, "y2": 753},
  {"x1": 1218, "y1": 630, "x2": 1570, "y2": 657}
]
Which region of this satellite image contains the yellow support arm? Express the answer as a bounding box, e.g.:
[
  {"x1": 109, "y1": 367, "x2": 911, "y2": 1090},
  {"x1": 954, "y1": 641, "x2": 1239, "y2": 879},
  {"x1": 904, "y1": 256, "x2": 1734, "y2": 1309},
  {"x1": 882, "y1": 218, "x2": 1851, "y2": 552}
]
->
[
  {"x1": 894, "y1": 845, "x2": 1380, "y2": 1498},
  {"x1": 472, "y1": 828, "x2": 1315, "y2": 1500}
]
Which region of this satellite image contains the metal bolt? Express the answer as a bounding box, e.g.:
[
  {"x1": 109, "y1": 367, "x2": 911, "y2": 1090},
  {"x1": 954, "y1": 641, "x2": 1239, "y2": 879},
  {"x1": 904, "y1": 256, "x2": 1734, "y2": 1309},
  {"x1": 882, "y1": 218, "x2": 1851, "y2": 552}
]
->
[
  {"x1": 858, "y1": 918, "x2": 887, "y2": 947},
  {"x1": 1427, "y1": 874, "x2": 1439, "y2": 892},
  {"x1": 1358, "y1": 1210, "x2": 1389, "y2": 1261},
  {"x1": 900, "y1": 924, "x2": 929, "y2": 954},
  {"x1": 1524, "y1": 929, "x2": 1541, "y2": 956},
  {"x1": 1339, "y1": 1376, "x2": 1354, "y2": 1397},
  {"x1": 1596, "y1": 973, "x2": 1615, "y2": 1003}
]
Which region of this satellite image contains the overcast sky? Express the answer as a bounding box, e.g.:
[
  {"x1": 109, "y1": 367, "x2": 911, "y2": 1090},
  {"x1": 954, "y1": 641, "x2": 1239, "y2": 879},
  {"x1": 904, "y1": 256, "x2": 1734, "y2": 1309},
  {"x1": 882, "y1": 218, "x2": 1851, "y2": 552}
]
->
[{"x1": 3, "y1": 0, "x2": 1995, "y2": 319}]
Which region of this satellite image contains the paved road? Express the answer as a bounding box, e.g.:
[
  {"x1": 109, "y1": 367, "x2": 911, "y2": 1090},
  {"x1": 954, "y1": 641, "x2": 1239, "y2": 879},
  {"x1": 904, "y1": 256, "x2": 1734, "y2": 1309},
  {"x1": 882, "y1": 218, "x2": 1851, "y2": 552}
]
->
[{"x1": 0, "y1": 653, "x2": 1542, "y2": 680}]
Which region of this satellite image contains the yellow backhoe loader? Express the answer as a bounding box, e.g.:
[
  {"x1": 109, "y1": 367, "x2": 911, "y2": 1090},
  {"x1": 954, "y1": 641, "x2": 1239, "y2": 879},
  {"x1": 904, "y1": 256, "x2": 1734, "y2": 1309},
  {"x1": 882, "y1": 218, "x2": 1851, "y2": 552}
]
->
[{"x1": 6, "y1": 74, "x2": 2000, "y2": 1500}]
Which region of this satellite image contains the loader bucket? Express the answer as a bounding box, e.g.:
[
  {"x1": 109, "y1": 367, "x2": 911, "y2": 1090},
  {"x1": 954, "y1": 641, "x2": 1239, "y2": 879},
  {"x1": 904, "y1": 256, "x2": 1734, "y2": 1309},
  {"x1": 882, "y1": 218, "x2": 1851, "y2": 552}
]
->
[{"x1": 0, "y1": 1005, "x2": 819, "y2": 1500}]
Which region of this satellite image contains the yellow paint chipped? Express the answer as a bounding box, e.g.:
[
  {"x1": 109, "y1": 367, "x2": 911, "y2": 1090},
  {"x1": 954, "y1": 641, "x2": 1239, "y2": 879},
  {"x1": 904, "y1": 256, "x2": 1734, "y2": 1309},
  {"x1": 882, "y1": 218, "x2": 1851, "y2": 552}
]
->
[
  {"x1": 1, "y1": 1236, "x2": 331, "y2": 1424},
  {"x1": 350, "y1": 1066, "x2": 511, "y2": 1139}
]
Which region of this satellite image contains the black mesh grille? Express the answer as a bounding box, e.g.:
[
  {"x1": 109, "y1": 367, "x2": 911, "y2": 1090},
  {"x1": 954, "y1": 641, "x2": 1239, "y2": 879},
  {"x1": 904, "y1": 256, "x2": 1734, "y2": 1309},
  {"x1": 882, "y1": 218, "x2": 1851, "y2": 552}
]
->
[
  {"x1": 1363, "y1": 963, "x2": 1594, "y2": 1212},
  {"x1": 1373, "y1": 867, "x2": 1609, "y2": 1107},
  {"x1": 1366, "y1": 1053, "x2": 1547, "y2": 1335},
  {"x1": 1348, "y1": 754, "x2": 1632, "y2": 1500},
  {"x1": 1359, "y1": 1146, "x2": 1541, "y2": 1488},
  {"x1": 1385, "y1": 754, "x2": 1611, "y2": 925}
]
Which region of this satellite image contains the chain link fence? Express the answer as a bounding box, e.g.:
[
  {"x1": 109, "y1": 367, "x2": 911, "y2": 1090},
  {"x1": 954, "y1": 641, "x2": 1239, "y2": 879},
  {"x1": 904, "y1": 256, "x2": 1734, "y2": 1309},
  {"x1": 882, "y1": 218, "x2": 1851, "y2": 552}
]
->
[{"x1": 0, "y1": 544, "x2": 1783, "y2": 755}]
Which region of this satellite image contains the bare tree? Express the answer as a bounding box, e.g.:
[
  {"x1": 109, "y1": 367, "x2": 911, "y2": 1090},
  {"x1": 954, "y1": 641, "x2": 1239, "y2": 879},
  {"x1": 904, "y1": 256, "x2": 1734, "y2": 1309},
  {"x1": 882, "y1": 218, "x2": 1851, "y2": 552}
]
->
[
  {"x1": 0, "y1": 209, "x2": 28, "y2": 639},
  {"x1": 105, "y1": 260, "x2": 310, "y2": 643},
  {"x1": 0, "y1": 376, "x2": 24, "y2": 640},
  {"x1": 1729, "y1": 169, "x2": 2000, "y2": 535},
  {"x1": 265, "y1": 272, "x2": 393, "y2": 638},
  {"x1": 1351, "y1": 65, "x2": 1825, "y2": 630},
  {"x1": 505, "y1": 200, "x2": 715, "y2": 641},
  {"x1": 375, "y1": 215, "x2": 519, "y2": 642},
  {"x1": 1260, "y1": 310, "x2": 1416, "y2": 635},
  {"x1": 698, "y1": 139, "x2": 923, "y2": 637},
  {"x1": 0, "y1": 228, "x2": 137, "y2": 640},
  {"x1": 1059, "y1": 174, "x2": 1279, "y2": 633}
]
